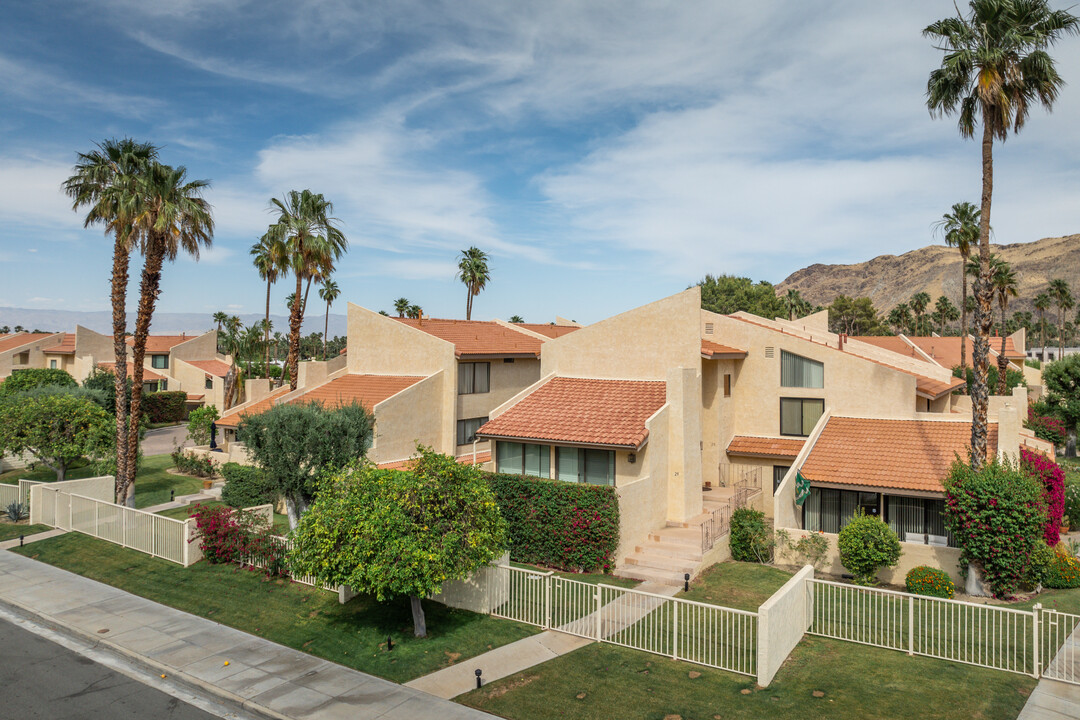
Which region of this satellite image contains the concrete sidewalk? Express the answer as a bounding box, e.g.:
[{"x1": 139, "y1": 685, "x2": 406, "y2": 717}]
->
[{"x1": 0, "y1": 548, "x2": 495, "y2": 720}]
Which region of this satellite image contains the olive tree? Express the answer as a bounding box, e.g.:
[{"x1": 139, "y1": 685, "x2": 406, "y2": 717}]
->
[{"x1": 0, "y1": 392, "x2": 112, "y2": 481}]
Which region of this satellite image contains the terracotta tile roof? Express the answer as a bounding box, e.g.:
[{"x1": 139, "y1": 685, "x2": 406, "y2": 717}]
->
[
  {"x1": 185, "y1": 393, "x2": 205, "y2": 401},
  {"x1": 915, "y1": 375, "x2": 967, "y2": 400},
  {"x1": 854, "y1": 335, "x2": 1026, "y2": 369},
  {"x1": 185, "y1": 359, "x2": 232, "y2": 377},
  {"x1": 516, "y1": 323, "x2": 580, "y2": 339},
  {"x1": 701, "y1": 339, "x2": 747, "y2": 359},
  {"x1": 216, "y1": 374, "x2": 424, "y2": 429},
  {"x1": 97, "y1": 361, "x2": 165, "y2": 381},
  {"x1": 43, "y1": 333, "x2": 76, "y2": 354},
  {"x1": 0, "y1": 333, "x2": 54, "y2": 353},
  {"x1": 125, "y1": 335, "x2": 195, "y2": 353},
  {"x1": 851, "y1": 336, "x2": 928, "y2": 360},
  {"x1": 727, "y1": 436, "x2": 805, "y2": 458},
  {"x1": 801, "y1": 416, "x2": 999, "y2": 493},
  {"x1": 393, "y1": 318, "x2": 544, "y2": 357},
  {"x1": 216, "y1": 386, "x2": 292, "y2": 429},
  {"x1": 477, "y1": 377, "x2": 666, "y2": 449},
  {"x1": 377, "y1": 450, "x2": 492, "y2": 470}
]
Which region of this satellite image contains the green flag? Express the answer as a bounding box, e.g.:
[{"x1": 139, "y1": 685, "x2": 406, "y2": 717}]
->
[{"x1": 795, "y1": 469, "x2": 810, "y2": 506}]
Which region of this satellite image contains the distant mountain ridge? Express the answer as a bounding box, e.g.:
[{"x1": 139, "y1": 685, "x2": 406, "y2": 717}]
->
[
  {"x1": 777, "y1": 234, "x2": 1080, "y2": 315},
  {"x1": 0, "y1": 307, "x2": 348, "y2": 338}
]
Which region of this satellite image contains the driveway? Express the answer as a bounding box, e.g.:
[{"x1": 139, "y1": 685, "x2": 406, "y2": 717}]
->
[{"x1": 142, "y1": 425, "x2": 192, "y2": 456}]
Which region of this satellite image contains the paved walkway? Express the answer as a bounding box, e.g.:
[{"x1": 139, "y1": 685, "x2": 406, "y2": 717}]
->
[
  {"x1": 0, "y1": 527, "x2": 66, "y2": 551},
  {"x1": 1018, "y1": 618, "x2": 1080, "y2": 720},
  {"x1": 0, "y1": 548, "x2": 495, "y2": 720},
  {"x1": 142, "y1": 425, "x2": 192, "y2": 456}
]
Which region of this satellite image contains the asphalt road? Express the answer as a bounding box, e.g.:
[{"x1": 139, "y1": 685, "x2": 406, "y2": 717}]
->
[
  {"x1": 0, "y1": 617, "x2": 224, "y2": 720},
  {"x1": 142, "y1": 425, "x2": 192, "y2": 456}
]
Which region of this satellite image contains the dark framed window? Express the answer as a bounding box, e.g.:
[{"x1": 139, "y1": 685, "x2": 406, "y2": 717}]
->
[
  {"x1": 781, "y1": 351, "x2": 823, "y2": 388},
  {"x1": 151, "y1": 354, "x2": 169, "y2": 369},
  {"x1": 803, "y1": 487, "x2": 880, "y2": 534},
  {"x1": 780, "y1": 397, "x2": 824, "y2": 436},
  {"x1": 556, "y1": 447, "x2": 615, "y2": 486},
  {"x1": 773, "y1": 465, "x2": 790, "y2": 492},
  {"x1": 205, "y1": 376, "x2": 214, "y2": 389},
  {"x1": 496, "y1": 442, "x2": 550, "y2": 478},
  {"x1": 885, "y1": 495, "x2": 955, "y2": 546},
  {"x1": 458, "y1": 362, "x2": 491, "y2": 394},
  {"x1": 723, "y1": 374, "x2": 731, "y2": 397},
  {"x1": 457, "y1": 417, "x2": 489, "y2": 445},
  {"x1": 50, "y1": 359, "x2": 57, "y2": 369},
  {"x1": 142, "y1": 381, "x2": 159, "y2": 394}
]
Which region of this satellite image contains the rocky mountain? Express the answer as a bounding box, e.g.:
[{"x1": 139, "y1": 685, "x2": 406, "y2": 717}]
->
[{"x1": 777, "y1": 234, "x2": 1080, "y2": 315}]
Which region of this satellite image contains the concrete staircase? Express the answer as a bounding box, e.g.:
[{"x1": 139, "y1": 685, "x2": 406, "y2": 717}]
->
[{"x1": 614, "y1": 490, "x2": 733, "y2": 588}]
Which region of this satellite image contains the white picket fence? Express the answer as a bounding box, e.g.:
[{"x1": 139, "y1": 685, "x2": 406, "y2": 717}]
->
[
  {"x1": 240, "y1": 534, "x2": 339, "y2": 592},
  {"x1": 486, "y1": 565, "x2": 758, "y2": 677},
  {"x1": 68, "y1": 494, "x2": 194, "y2": 565},
  {"x1": 0, "y1": 479, "x2": 41, "y2": 510},
  {"x1": 1041, "y1": 609, "x2": 1080, "y2": 684}
]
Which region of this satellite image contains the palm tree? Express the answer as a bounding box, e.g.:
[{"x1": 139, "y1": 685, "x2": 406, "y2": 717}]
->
[
  {"x1": 783, "y1": 289, "x2": 807, "y2": 321},
  {"x1": 456, "y1": 247, "x2": 491, "y2": 320},
  {"x1": 1034, "y1": 293, "x2": 1051, "y2": 360},
  {"x1": 910, "y1": 292, "x2": 931, "y2": 334},
  {"x1": 888, "y1": 303, "x2": 912, "y2": 335},
  {"x1": 394, "y1": 297, "x2": 410, "y2": 318},
  {"x1": 933, "y1": 201, "x2": 981, "y2": 365},
  {"x1": 63, "y1": 138, "x2": 158, "y2": 503},
  {"x1": 1049, "y1": 278, "x2": 1074, "y2": 360},
  {"x1": 925, "y1": 0, "x2": 1079, "y2": 467},
  {"x1": 318, "y1": 278, "x2": 340, "y2": 361},
  {"x1": 407, "y1": 304, "x2": 422, "y2": 319},
  {"x1": 0, "y1": 326, "x2": 8, "y2": 334},
  {"x1": 262, "y1": 190, "x2": 347, "y2": 391},
  {"x1": 933, "y1": 295, "x2": 960, "y2": 335},
  {"x1": 212, "y1": 311, "x2": 228, "y2": 335},
  {"x1": 990, "y1": 259, "x2": 1019, "y2": 394},
  {"x1": 509, "y1": 315, "x2": 524, "y2": 323},
  {"x1": 251, "y1": 235, "x2": 286, "y2": 379},
  {"x1": 123, "y1": 161, "x2": 213, "y2": 504}
]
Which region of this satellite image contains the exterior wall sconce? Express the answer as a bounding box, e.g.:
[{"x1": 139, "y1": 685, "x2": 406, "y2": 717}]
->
[{"x1": 627, "y1": 453, "x2": 636, "y2": 464}]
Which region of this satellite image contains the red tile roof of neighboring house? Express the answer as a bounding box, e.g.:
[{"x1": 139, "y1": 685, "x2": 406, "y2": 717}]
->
[
  {"x1": 851, "y1": 336, "x2": 926, "y2": 359},
  {"x1": 216, "y1": 374, "x2": 424, "y2": 429},
  {"x1": 854, "y1": 335, "x2": 1026, "y2": 369},
  {"x1": 96, "y1": 362, "x2": 165, "y2": 381},
  {"x1": 185, "y1": 359, "x2": 232, "y2": 377},
  {"x1": 186, "y1": 393, "x2": 205, "y2": 401},
  {"x1": 43, "y1": 333, "x2": 76, "y2": 354},
  {"x1": 377, "y1": 450, "x2": 492, "y2": 471},
  {"x1": 477, "y1": 377, "x2": 667, "y2": 449},
  {"x1": 125, "y1": 335, "x2": 195, "y2": 353},
  {"x1": 726, "y1": 436, "x2": 805, "y2": 458},
  {"x1": 393, "y1": 318, "x2": 545, "y2": 358},
  {"x1": 0, "y1": 333, "x2": 54, "y2": 353},
  {"x1": 516, "y1": 323, "x2": 580, "y2": 339},
  {"x1": 701, "y1": 340, "x2": 747, "y2": 359},
  {"x1": 801, "y1": 416, "x2": 999, "y2": 493}
]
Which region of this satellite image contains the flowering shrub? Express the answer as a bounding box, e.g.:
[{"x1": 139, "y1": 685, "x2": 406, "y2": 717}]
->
[
  {"x1": 1021, "y1": 447, "x2": 1066, "y2": 546},
  {"x1": 1042, "y1": 545, "x2": 1080, "y2": 589},
  {"x1": 189, "y1": 503, "x2": 281, "y2": 574},
  {"x1": 944, "y1": 458, "x2": 1047, "y2": 598},
  {"x1": 1065, "y1": 483, "x2": 1080, "y2": 528},
  {"x1": 837, "y1": 511, "x2": 901, "y2": 585},
  {"x1": 906, "y1": 566, "x2": 955, "y2": 599},
  {"x1": 1025, "y1": 408, "x2": 1066, "y2": 447},
  {"x1": 171, "y1": 449, "x2": 215, "y2": 478},
  {"x1": 486, "y1": 472, "x2": 619, "y2": 572}
]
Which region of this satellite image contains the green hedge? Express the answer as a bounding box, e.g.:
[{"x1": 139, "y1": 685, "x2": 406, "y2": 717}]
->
[
  {"x1": 730, "y1": 508, "x2": 772, "y2": 563},
  {"x1": 0, "y1": 368, "x2": 76, "y2": 395},
  {"x1": 220, "y1": 462, "x2": 279, "y2": 509},
  {"x1": 142, "y1": 391, "x2": 187, "y2": 423},
  {"x1": 485, "y1": 472, "x2": 619, "y2": 573}
]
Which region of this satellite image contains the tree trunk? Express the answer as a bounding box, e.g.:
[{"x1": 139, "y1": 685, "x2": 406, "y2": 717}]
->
[
  {"x1": 465, "y1": 285, "x2": 472, "y2": 321},
  {"x1": 410, "y1": 595, "x2": 427, "y2": 638},
  {"x1": 285, "y1": 494, "x2": 309, "y2": 530},
  {"x1": 124, "y1": 241, "x2": 167, "y2": 507},
  {"x1": 970, "y1": 120, "x2": 994, "y2": 470},
  {"x1": 997, "y1": 300, "x2": 1009, "y2": 396},
  {"x1": 1061, "y1": 310, "x2": 1066, "y2": 360},
  {"x1": 323, "y1": 302, "x2": 329, "y2": 361},
  {"x1": 264, "y1": 279, "x2": 272, "y2": 379},
  {"x1": 288, "y1": 263, "x2": 303, "y2": 391},
  {"x1": 111, "y1": 236, "x2": 130, "y2": 504},
  {"x1": 1040, "y1": 318, "x2": 1046, "y2": 362},
  {"x1": 960, "y1": 259, "x2": 968, "y2": 372}
]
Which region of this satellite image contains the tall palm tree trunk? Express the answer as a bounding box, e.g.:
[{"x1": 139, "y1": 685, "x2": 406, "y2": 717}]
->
[
  {"x1": 264, "y1": 279, "x2": 271, "y2": 378},
  {"x1": 1060, "y1": 309, "x2": 1066, "y2": 359},
  {"x1": 998, "y1": 297, "x2": 1010, "y2": 396},
  {"x1": 465, "y1": 285, "x2": 472, "y2": 321},
  {"x1": 110, "y1": 237, "x2": 130, "y2": 502},
  {"x1": 323, "y1": 302, "x2": 329, "y2": 361},
  {"x1": 970, "y1": 121, "x2": 994, "y2": 470},
  {"x1": 123, "y1": 243, "x2": 166, "y2": 506},
  {"x1": 288, "y1": 271, "x2": 303, "y2": 391},
  {"x1": 960, "y1": 255, "x2": 968, "y2": 369}
]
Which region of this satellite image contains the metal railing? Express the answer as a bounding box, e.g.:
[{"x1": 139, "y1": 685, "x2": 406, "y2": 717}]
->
[
  {"x1": 700, "y1": 504, "x2": 732, "y2": 553},
  {"x1": 701, "y1": 465, "x2": 762, "y2": 552},
  {"x1": 1040, "y1": 609, "x2": 1080, "y2": 685},
  {"x1": 67, "y1": 493, "x2": 192, "y2": 566},
  {"x1": 716, "y1": 464, "x2": 762, "y2": 489},
  {"x1": 241, "y1": 534, "x2": 339, "y2": 592}
]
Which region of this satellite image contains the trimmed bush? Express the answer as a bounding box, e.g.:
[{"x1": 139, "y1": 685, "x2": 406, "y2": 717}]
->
[
  {"x1": 837, "y1": 511, "x2": 901, "y2": 586},
  {"x1": 0, "y1": 368, "x2": 76, "y2": 395},
  {"x1": 220, "y1": 462, "x2": 278, "y2": 509},
  {"x1": 1027, "y1": 541, "x2": 1056, "y2": 588},
  {"x1": 730, "y1": 508, "x2": 773, "y2": 563},
  {"x1": 1025, "y1": 408, "x2": 1066, "y2": 447},
  {"x1": 1021, "y1": 447, "x2": 1066, "y2": 546},
  {"x1": 171, "y1": 449, "x2": 215, "y2": 478},
  {"x1": 905, "y1": 565, "x2": 955, "y2": 599},
  {"x1": 142, "y1": 391, "x2": 187, "y2": 423},
  {"x1": 1043, "y1": 546, "x2": 1080, "y2": 589},
  {"x1": 186, "y1": 405, "x2": 218, "y2": 446},
  {"x1": 189, "y1": 503, "x2": 282, "y2": 574},
  {"x1": 1065, "y1": 482, "x2": 1080, "y2": 528},
  {"x1": 486, "y1": 472, "x2": 619, "y2": 573}
]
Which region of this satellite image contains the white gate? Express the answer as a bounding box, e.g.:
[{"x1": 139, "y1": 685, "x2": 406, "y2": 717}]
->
[{"x1": 1040, "y1": 609, "x2": 1080, "y2": 686}]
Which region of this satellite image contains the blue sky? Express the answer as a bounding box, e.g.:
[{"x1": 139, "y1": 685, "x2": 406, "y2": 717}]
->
[{"x1": 1, "y1": 1, "x2": 1078, "y2": 325}]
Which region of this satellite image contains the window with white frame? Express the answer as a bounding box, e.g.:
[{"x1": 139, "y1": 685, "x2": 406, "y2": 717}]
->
[
  {"x1": 780, "y1": 350, "x2": 823, "y2": 388},
  {"x1": 496, "y1": 442, "x2": 550, "y2": 478},
  {"x1": 458, "y1": 362, "x2": 490, "y2": 394}
]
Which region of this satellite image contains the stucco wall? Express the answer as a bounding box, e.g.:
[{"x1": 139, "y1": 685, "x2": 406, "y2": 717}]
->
[
  {"x1": 0, "y1": 333, "x2": 65, "y2": 380},
  {"x1": 371, "y1": 372, "x2": 452, "y2": 462},
  {"x1": 429, "y1": 552, "x2": 511, "y2": 614},
  {"x1": 172, "y1": 358, "x2": 227, "y2": 411},
  {"x1": 169, "y1": 331, "x2": 218, "y2": 364},
  {"x1": 457, "y1": 357, "x2": 541, "y2": 422},
  {"x1": 616, "y1": 473, "x2": 668, "y2": 566},
  {"x1": 757, "y1": 565, "x2": 814, "y2": 687},
  {"x1": 781, "y1": 528, "x2": 965, "y2": 585}
]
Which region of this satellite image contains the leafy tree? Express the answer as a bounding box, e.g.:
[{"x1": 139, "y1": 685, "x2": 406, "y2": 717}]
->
[
  {"x1": 394, "y1": 297, "x2": 411, "y2": 318},
  {"x1": 932, "y1": 295, "x2": 960, "y2": 335},
  {"x1": 698, "y1": 275, "x2": 786, "y2": 319},
  {"x1": 263, "y1": 190, "x2": 347, "y2": 391},
  {"x1": 83, "y1": 365, "x2": 131, "y2": 415},
  {"x1": 887, "y1": 303, "x2": 913, "y2": 335},
  {"x1": 0, "y1": 392, "x2": 112, "y2": 481},
  {"x1": 508, "y1": 315, "x2": 524, "y2": 323},
  {"x1": 925, "y1": 0, "x2": 1079, "y2": 468},
  {"x1": 318, "y1": 277, "x2": 340, "y2": 360},
  {"x1": 828, "y1": 295, "x2": 884, "y2": 335},
  {"x1": 934, "y1": 201, "x2": 981, "y2": 364},
  {"x1": 837, "y1": 511, "x2": 902, "y2": 586},
  {"x1": 782, "y1": 289, "x2": 812, "y2": 321},
  {"x1": 64, "y1": 138, "x2": 158, "y2": 500},
  {"x1": 991, "y1": 258, "x2": 1019, "y2": 394},
  {"x1": 186, "y1": 405, "x2": 219, "y2": 446},
  {"x1": 729, "y1": 507, "x2": 774, "y2": 562},
  {"x1": 290, "y1": 448, "x2": 507, "y2": 637},
  {"x1": 220, "y1": 462, "x2": 278, "y2": 509},
  {"x1": 238, "y1": 401, "x2": 374, "y2": 528},
  {"x1": 0, "y1": 368, "x2": 77, "y2": 395},
  {"x1": 457, "y1": 247, "x2": 491, "y2": 321},
  {"x1": 0, "y1": 326, "x2": 9, "y2": 334},
  {"x1": 251, "y1": 236, "x2": 286, "y2": 377},
  {"x1": 1042, "y1": 353, "x2": 1080, "y2": 433},
  {"x1": 944, "y1": 457, "x2": 1047, "y2": 598}
]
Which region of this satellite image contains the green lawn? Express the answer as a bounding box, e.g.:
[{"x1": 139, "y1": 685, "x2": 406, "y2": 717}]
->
[
  {"x1": 156, "y1": 500, "x2": 291, "y2": 535},
  {"x1": 0, "y1": 523, "x2": 52, "y2": 542},
  {"x1": 1, "y1": 455, "x2": 207, "y2": 509},
  {"x1": 14, "y1": 533, "x2": 539, "y2": 684},
  {"x1": 680, "y1": 561, "x2": 793, "y2": 610},
  {"x1": 511, "y1": 561, "x2": 641, "y2": 589}
]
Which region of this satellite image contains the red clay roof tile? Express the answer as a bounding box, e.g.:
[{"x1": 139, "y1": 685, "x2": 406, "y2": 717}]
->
[
  {"x1": 727, "y1": 436, "x2": 805, "y2": 458},
  {"x1": 96, "y1": 361, "x2": 165, "y2": 381},
  {"x1": 125, "y1": 335, "x2": 196, "y2": 353},
  {"x1": 701, "y1": 340, "x2": 747, "y2": 359},
  {"x1": 42, "y1": 333, "x2": 76, "y2": 354},
  {"x1": 393, "y1": 318, "x2": 544, "y2": 357},
  {"x1": 185, "y1": 359, "x2": 232, "y2": 377},
  {"x1": 0, "y1": 333, "x2": 54, "y2": 353}
]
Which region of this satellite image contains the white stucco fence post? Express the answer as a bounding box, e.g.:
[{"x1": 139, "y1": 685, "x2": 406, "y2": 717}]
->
[{"x1": 757, "y1": 565, "x2": 815, "y2": 687}]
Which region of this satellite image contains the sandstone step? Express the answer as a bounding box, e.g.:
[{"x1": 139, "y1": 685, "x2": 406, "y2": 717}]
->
[
  {"x1": 636, "y1": 541, "x2": 704, "y2": 560},
  {"x1": 648, "y1": 527, "x2": 701, "y2": 545},
  {"x1": 624, "y1": 554, "x2": 697, "y2": 575},
  {"x1": 613, "y1": 565, "x2": 686, "y2": 587}
]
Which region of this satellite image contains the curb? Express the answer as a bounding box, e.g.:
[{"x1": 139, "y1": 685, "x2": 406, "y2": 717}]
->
[{"x1": 0, "y1": 593, "x2": 291, "y2": 720}]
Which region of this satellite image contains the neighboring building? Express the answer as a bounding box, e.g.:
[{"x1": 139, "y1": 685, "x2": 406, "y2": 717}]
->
[
  {"x1": 1027, "y1": 346, "x2": 1080, "y2": 362},
  {"x1": 854, "y1": 330, "x2": 1038, "y2": 388},
  {"x1": 0, "y1": 332, "x2": 65, "y2": 380}
]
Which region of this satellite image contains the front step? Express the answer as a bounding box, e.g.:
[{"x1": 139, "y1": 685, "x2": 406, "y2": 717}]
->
[
  {"x1": 613, "y1": 565, "x2": 687, "y2": 587},
  {"x1": 624, "y1": 554, "x2": 697, "y2": 575},
  {"x1": 636, "y1": 541, "x2": 703, "y2": 560}
]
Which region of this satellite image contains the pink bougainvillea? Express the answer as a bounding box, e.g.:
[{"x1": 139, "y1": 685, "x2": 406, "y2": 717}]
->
[{"x1": 1021, "y1": 447, "x2": 1066, "y2": 547}]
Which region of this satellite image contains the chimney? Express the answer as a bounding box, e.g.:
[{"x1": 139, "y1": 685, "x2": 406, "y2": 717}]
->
[
  {"x1": 996, "y1": 403, "x2": 1021, "y2": 462},
  {"x1": 838, "y1": 333, "x2": 846, "y2": 351}
]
